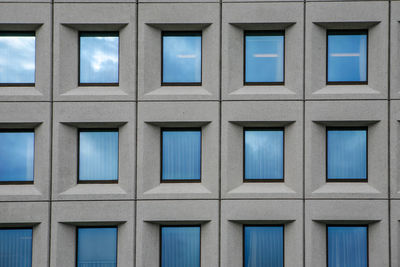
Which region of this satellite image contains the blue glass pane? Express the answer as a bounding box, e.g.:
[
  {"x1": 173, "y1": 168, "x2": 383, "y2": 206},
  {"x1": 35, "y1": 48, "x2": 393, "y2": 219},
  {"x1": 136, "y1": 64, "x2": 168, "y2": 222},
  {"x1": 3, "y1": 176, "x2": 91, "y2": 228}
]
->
[
  {"x1": 244, "y1": 226, "x2": 284, "y2": 267},
  {"x1": 327, "y1": 129, "x2": 367, "y2": 180},
  {"x1": 162, "y1": 130, "x2": 201, "y2": 181},
  {"x1": 328, "y1": 226, "x2": 368, "y2": 267},
  {"x1": 0, "y1": 229, "x2": 32, "y2": 267},
  {"x1": 245, "y1": 34, "x2": 284, "y2": 83},
  {"x1": 0, "y1": 132, "x2": 34, "y2": 182},
  {"x1": 0, "y1": 34, "x2": 35, "y2": 84},
  {"x1": 77, "y1": 228, "x2": 117, "y2": 267},
  {"x1": 162, "y1": 35, "x2": 201, "y2": 83},
  {"x1": 245, "y1": 130, "x2": 284, "y2": 180},
  {"x1": 80, "y1": 34, "x2": 119, "y2": 84},
  {"x1": 328, "y1": 33, "x2": 367, "y2": 82},
  {"x1": 79, "y1": 131, "x2": 118, "y2": 181},
  {"x1": 161, "y1": 227, "x2": 200, "y2": 267}
]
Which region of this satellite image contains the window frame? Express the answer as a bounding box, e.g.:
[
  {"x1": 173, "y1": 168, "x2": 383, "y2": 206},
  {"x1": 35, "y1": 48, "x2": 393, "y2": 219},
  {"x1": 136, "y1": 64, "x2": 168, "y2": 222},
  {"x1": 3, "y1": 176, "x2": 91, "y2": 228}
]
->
[
  {"x1": 75, "y1": 226, "x2": 118, "y2": 267},
  {"x1": 243, "y1": 30, "x2": 285, "y2": 86},
  {"x1": 242, "y1": 224, "x2": 285, "y2": 267},
  {"x1": 78, "y1": 31, "x2": 120, "y2": 87},
  {"x1": 161, "y1": 31, "x2": 203, "y2": 87},
  {"x1": 0, "y1": 129, "x2": 35, "y2": 185},
  {"x1": 243, "y1": 127, "x2": 285, "y2": 183},
  {"x1": 325, "y1": 126, "x2": 368, "y2": 182},
  {"x1": 77, "y1": 128, "x2": 119, "y2": 184},
  {"x1": 0, "y1": 31, "x2": 36, "y2": 87},
  {"x1": 160, "y1": 127, "x2": 202, "y2": 183},
  {"x1": 326, "y1": 29, "x2": 368, "y2": 85},
  {"x1": 326, "y1": 225, "x2": 369, "y2": 267},
  {"x1": 159, "y1": 225, "x2": 201, "y2": 267}
]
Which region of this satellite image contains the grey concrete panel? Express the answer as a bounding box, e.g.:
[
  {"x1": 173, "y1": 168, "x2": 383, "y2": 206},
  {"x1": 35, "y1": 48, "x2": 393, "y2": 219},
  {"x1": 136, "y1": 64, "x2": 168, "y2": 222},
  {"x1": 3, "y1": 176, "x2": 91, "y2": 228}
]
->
[
  {"x1": 0, "y1": 102, "x2": 51, "y2": 201},
  {"x1": 391, "y1": 200, "x2": 400, "y2": 267},
  {"x1": 305, "y1": 100, "x2": 388, "y2": 198},
  {"x1": 0, "y1": 3, "x2": 51, "y2": 101},
  {"x1": 138, "y1": 3, "x2": 220, "y2": 100},
  {"x1": 136, "y1": 200, "x2": 219, "y2": 267},
  {"x1": 53, "y1": 3, "x2": 136, "y2": 101},
  {"x1": 391, "y1": 2, "x2": 400, "y2": 99},
  {"x1": 137, "y1": 101, "x2": 219, "y2": 199},
  {"x1": 305, "y1": 1, "x2": 388, "y2": 99},
  {"x1": 221, "y1": 101, "x2": 303, "y2": 198},
  {"x1": 390, "y1": 100, "x2": 400, "y2": 198},
  {"x1": 222, "y1": 3, "x2": 304, "y2": 100},
  {"x1": 221, "y1": 200, "x2": 303, "y2": 267},
  {"x1": 52, "y1": 102, "x2": 136, "y2": 200}
]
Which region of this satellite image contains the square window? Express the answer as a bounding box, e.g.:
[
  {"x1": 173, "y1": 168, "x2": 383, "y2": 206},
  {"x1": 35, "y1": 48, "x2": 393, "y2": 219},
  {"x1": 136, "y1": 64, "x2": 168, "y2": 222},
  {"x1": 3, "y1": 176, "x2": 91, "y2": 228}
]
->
[
  {"x1": 0, "y1": 130, "x2": 34, "y2": 183},
  {"x1": 77, "y1": 227, "x2": 117, "y2": 267},
  {"x1": 79, "y1": 32, "x2": 119, "y2": 85},
  {"x1": 161, "y1": 129, "x2": 201, "y2": 182},
  {"x1": 0, "y1": 32, "x2": 35, "y2": 85},
  {"x1": 78, "y1": 129, "x2": 119, "y2": 182},
  {"x1": 244, "y1": 31, "x2": 284, "y2": 85},
  {"x1": 162, "y1": 32, "x2": 202, "y2": 85},
  {"x1": 327, "y1": 226, "x2": 368, "y2": 267},
  {"x1": 161, "y1": 226, "x2": 200, "y2": 267},
  {"x1": 326, "y1": 128, "x2": 367, "y2": 181},
  {"x1": 244, "y1": 128, "x2": 284, "y2": 181},
  {"x1": 0, "y1": 228, "x2": 32, "y2": 267},
  {"x1": 244, "y1": 225, "x2": 284, "y2": 267},
  {"x1": 327, "y1": 30, "x2": 368, "y2": 84}
]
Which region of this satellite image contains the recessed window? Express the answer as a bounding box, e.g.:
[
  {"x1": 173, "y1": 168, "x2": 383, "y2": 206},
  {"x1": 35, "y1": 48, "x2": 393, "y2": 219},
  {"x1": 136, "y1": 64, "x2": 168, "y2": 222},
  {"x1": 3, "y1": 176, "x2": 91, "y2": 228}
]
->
[
  {"x1": 161, "y1": 226, "x2": 200, "y2": 267},
  {"x1": 79, "y1": 32, "x2": 119, "y2": 85},
  {"x1": 161, "y1": 129, "x2": 201, "y2": 182},
  {"x1": 0, "y1": 130, "x2": 34, "y2": 183},
  {"x1": 0, "y1": 32, "x2": 35, "y2": 85},
  {"x1": 244, "y1": 226, "x2": 284, "y2": 267},
  {"x1": 327, "y1": 30, "x2": 367, "y2": 84},
  {"x1": 0, "y1": 228, "x2": 32, "y2": 266},
  {"x1": 244, "y1": 128, "x2": 284, "y2": 181},
  {"x1": 327, "y1": 226, "x2": 368, "y2": 267},
  {"x1": 77, "y1": 227, "x2": 117, "y2": 267},
  {"x1": 244, "y1": 31, "x2": 284, "y2": 85},
  {"x1": 162, "y1": 32, "x2": 202, "y2": 85},
  {"x1": 78, "y1": 129, "x2": 119, "y2": 182},
  {"x1": 327, "y1": 128, "x2": 367, "y2": 181}
]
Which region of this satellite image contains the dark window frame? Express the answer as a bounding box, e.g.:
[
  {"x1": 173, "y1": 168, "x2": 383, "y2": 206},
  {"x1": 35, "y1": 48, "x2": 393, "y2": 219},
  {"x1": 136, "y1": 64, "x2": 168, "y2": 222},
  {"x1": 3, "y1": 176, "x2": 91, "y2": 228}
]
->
[
  {"x1": 78, "y1": 31, "x2": 120, "y2": 87},
  {"x1": 326, "y1": 225, "x2": 369, "y2": 267},
  {"x1": 326, "y1": 126, "x2": 368, "y2": 182},
  {"x1": 0, "y1": 31, "x2": 36, "y2": 87},
  {"x1": 77, "y1": 128, "x2": 119, "y2": 184},
  {"x1": 159, "y1": 225, "x2": 201, "y2": 267},
  {"x1": 161, "y1": 31, "x2": 202, "y2": 86},
  {"x1": 75, "y1": 226, "x2": 118, "y2": 267},
  {"x1": 0, "y1": 129, "x2": 35, "y2": 184},
  {"x1": 242, "y1": 224, "x2": 285, "y2": 267},
  {"x1": 326, "y1": 29, "x2": 368, "y2": 85},
  {"x1": 243, "y1": 127, "x2": 285, "y2": 182},
  {"x1": 243, "y1": 30, "x2": 285, "y2": 86}
]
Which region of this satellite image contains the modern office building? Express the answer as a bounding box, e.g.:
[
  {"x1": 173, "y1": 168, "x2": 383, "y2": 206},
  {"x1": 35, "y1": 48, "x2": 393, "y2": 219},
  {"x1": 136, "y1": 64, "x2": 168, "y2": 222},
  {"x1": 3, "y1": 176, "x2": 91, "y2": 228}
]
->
[{"x1": 0, "y1": 0, "x2": 397, "y2": 266}]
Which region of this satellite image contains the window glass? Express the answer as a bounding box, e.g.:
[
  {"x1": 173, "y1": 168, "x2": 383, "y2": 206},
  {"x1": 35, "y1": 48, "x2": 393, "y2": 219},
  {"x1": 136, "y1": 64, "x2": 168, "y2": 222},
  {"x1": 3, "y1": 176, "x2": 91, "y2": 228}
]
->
[
  {"x1": 0, "y1": 131, "x2": 34, "y2": 182},
  {"x1": 0, "y1": 32, "x2": 35, "y2": 84},
  {"x1": 0, "y1": 228, "x2": 32, "y2": 267},
  {"x1": 161, "y1": 226, "x2": 200, "y2": 267},
  {"x1": 245, "y1": 32, "x2": 284, "y2": 84},
  {"x1": 162, "y1": 32, "x2": 201, "y2": 84},
  {"x1": 244, "y1": 226, "x2": 284, "y2": 267},
  {"x1": 162, "y1": 129, "x2": 201, "y2": 181},
  {"x1": 79, "y1": 130, "x2": 119, "y2": 181},
  {"x1": 327, "y1": 128, "x2": 367, "y2": 180},
  {"x1": 327, "y1": 31, "x2": 367, "y2": 83},
  {"x1": 79, "y1": 32, "x2": 119, "y2": 84},
  {"x1": 77, "y1": 227, "x2": 117, "y2": 267},
  {"x1": 244, "y1": 129, "x2": 284, "y2": 180},
  {"x1": 328, "y1": 226, "x2": 368, "y2": 267}
]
